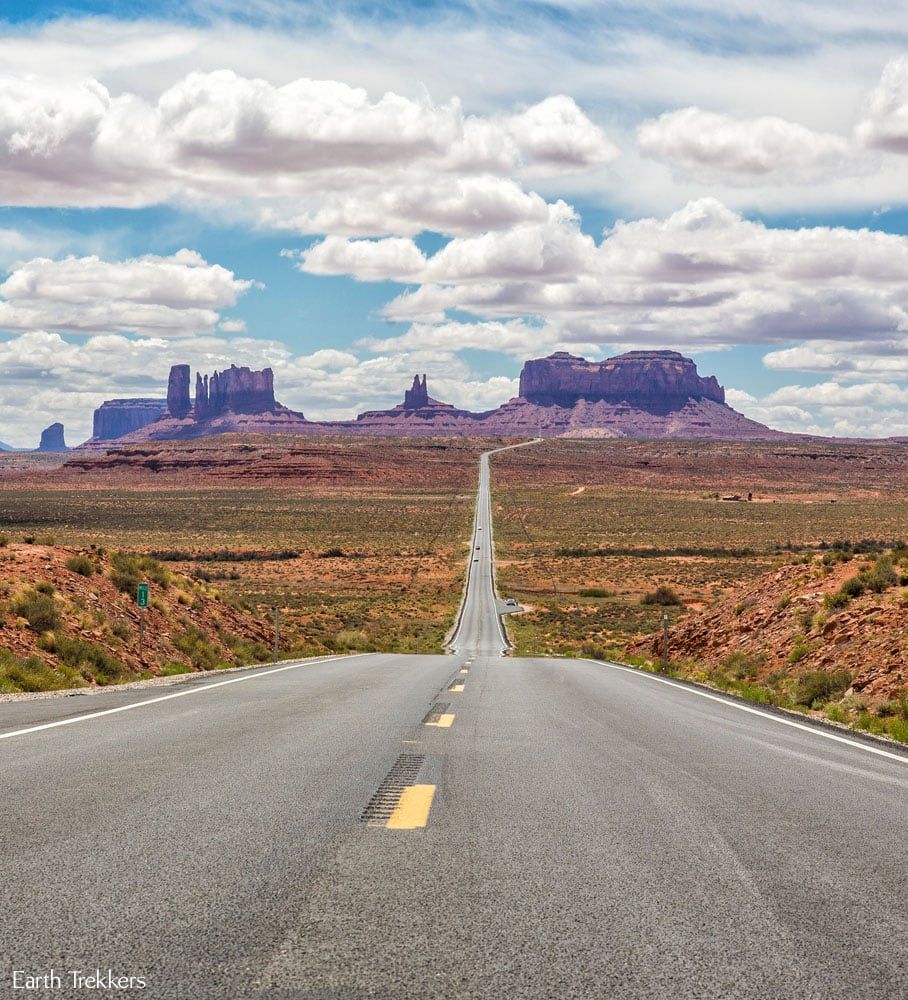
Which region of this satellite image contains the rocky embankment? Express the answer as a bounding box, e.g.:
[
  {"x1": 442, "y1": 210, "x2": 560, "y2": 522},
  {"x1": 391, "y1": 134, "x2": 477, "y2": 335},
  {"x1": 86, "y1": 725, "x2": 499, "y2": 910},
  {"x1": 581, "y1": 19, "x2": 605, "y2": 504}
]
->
[
  {"x1": 0, "y1": 541, "x2": 272, "y2": 693},
  {"x1": 633, "y1": 550, "x2": 908, "y2": 710}
]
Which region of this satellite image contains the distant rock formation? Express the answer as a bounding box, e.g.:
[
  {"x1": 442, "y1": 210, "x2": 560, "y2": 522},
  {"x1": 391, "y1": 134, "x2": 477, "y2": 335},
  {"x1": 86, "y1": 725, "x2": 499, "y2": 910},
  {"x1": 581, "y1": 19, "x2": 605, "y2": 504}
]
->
[
  {"x1": 166, "y1": 364, "x2": 192, "y2": 418},
  {"x1": 327, "y1": 374, "x2": 488, "y2": 435},
  {"x1": 479, "y1": 350, "x2": 778, "y2": 439},
  {"x1": 105, "y1": 364, "x2": 305, "y2": 444},
  {"x1": 403, "y1": 375, "x2": 429, "y2": 410},
  {"x1": 195, "y1": 365, "x2": 276, "y2": 418},
  {"x1": 519, "y1": 350, "x2": 725, "y2": 412},
  {"x1": 38, "y1": 422, "x2": 69, "y2": 452},
  {"x1": 92, "y1": 399, "x2": 168, "y2": 441},
  {"x1": 79, "y1": 351, "x2": 794, "y2": 448}
]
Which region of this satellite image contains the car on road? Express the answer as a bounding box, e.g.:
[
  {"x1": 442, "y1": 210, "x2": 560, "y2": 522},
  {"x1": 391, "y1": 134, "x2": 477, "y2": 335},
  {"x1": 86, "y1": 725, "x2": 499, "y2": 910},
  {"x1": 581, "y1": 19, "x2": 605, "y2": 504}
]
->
[{"x1": 504, "y1": 598, "x2": 518, "y2": 607}]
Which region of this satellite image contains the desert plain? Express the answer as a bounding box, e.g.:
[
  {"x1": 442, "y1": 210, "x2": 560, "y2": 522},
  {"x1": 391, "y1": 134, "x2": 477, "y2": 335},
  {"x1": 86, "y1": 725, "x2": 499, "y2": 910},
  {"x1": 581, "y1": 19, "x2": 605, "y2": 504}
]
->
[{"x1": 1, "y1": 434, "x2": 906, "y2": 743}]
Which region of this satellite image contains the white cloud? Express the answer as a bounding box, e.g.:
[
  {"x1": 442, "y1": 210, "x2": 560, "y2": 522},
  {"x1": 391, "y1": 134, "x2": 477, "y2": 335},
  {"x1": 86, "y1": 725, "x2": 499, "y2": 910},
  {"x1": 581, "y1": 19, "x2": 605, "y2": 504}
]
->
[
  {"x1": 341, "y1": 200, "x2": 908, "y2": 356},
  {"x1": 726, "y1": 384, "x2": 908, "y2": 438},
  {"x1": 293, "y1": 236, "x2": 427, "y2": 282},
  {"x1": 764, "y1": 339, "x2": 908, "y2": 379},
  {"x1": 357, "y1": 319, "x2": 596, "y2": 360},
  {"x1": 504, "y1": 95, "x2": 620, "y2": 169},
  {"x1": 0, "y1": 249, "x2": 253, "y2": 337},
  {"x1": 856, "y1": 55, "x2": 908, "y2": 153},
  {"x1": 637, "y1": 107, "x2": 852, "y2": 179},
  {"x1": 0, "y1": 68, "x2": 615, "y2": 237}
]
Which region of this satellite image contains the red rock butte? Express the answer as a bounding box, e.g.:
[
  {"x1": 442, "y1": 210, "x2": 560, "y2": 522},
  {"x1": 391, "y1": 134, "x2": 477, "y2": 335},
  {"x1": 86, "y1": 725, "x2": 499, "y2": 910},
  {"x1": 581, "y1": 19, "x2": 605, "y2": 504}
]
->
[{"x1": 81, "y1": 350, "x2": 795, "y2": 446}]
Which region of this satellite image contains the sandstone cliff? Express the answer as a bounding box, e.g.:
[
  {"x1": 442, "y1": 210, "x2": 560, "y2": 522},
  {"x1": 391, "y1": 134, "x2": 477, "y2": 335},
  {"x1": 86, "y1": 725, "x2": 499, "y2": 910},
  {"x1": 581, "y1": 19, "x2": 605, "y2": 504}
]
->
[
  {"x1": 195, "y1": 365, "x2": 277, "y2": 418},
  {"x1": 519, "y1": 350, "x2": 725, "y2": 411},
  {"x1": 93, "y1": 399, "x2": 168, "y2": 441}
]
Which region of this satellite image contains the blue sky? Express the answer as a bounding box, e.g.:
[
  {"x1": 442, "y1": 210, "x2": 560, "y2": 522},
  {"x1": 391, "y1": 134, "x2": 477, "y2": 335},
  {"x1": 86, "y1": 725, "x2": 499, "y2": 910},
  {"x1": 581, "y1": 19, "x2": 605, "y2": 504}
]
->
[{"x1": 1, "y1": 1, "x2": 908, "y2": 443}]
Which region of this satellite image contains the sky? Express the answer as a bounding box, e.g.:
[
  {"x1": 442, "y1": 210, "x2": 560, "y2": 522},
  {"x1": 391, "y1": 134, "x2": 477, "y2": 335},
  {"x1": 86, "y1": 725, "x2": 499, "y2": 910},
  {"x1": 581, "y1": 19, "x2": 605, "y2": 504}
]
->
[{"x1": 2, "y1": 1, "x2": 908, "y2": 445}]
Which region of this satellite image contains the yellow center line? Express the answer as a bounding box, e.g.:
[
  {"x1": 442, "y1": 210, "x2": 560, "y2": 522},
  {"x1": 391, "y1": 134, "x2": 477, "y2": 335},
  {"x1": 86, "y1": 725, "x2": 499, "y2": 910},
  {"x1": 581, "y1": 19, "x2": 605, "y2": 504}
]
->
[
  {"x1": 449, "y1": 683, "x2": 465, "y2": 692},
  {"x1": 425, "y1": 714, "x2": 455, "y2": 728},
  {"x1": 460, "y1": 668, "x2": 469, "y2": 674},
  {"x1": 386, "y1": 784, "x2": 436, "y2": 829}
]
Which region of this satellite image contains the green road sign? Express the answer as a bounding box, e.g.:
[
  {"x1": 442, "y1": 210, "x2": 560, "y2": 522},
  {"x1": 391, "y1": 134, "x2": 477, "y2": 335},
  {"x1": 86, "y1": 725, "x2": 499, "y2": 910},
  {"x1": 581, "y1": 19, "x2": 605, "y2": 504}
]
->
[{"x1": 137, "y1": 583, "x2": 149, "y2": 608}]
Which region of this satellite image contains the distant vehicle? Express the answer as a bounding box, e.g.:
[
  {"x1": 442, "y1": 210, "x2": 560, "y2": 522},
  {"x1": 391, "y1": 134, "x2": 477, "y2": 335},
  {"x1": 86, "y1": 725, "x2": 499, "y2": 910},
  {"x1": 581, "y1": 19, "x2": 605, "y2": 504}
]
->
[
  {"x1": 505, "y1": 598, "x2": 518, "y2": 607},
  {"x1": 476, "y1": 546, "x2": 481, "y2": 550},
  {"x1": 473, "y1": 558, "x2": 478, "y2": 562}
]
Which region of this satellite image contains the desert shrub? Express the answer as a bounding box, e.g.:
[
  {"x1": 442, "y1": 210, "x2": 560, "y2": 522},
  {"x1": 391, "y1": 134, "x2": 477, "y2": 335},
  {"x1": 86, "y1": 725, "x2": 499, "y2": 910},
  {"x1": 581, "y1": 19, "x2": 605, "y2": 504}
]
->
[
  {"x1": 152, "y1": 548, "x2": 299, "y2": 562},
  {"x1": 319, "y1": 547, "x2": 346, "y2": 558},
  {"x1": 788, "y1": 642, "x2": 810, "y2": 664},
  {"x1": 884, "y1": 718, "x2": 908, "y2": 743},
  {"x1": 840, "y1": 575, "x2": 865, "y2": 598},
  {"x1": 775, "y1": 594, "x2": 792, "y2": 610},
  {"x1": 160, "y1": 662, "x2": 191, "y2": 676},
  {"x1": 111, "y1": 620, "x2": 132, "y2": 640},
  {"x1": 863, "y1": 558, "x2": 898, "y2": 594},
  {"x1": 109, "y1": 551, "x2": 171, "y2": 594},
  {"x1": 172, "y1": 626, "x2": 223, "y2": 671},
  {"x1": 13, "y1": 589, "x2": 60, "y2": 632},
  {"x1": 65, "y1": 555, "x2": 95, "y2": 577},
  {"x1": 800, "y1": 609, "x2": 815, "y2": 631},
  {"x1": 335, "y1": 629, "x2": 371, "y2": 650},
  {"x1": 824, "y1": 703, "x2": 848, "y2": 723},
  {"x1": 36, "y1": 581, "x2": 55, "y2": 595},
  {"x1": 579, "y1": 587, "x2": 614, "y2": 598},
  {"x1": 225, "y1": 637, "x2": 271, "y2": 665},
  {"x1": 640, "y1": 585, "x2": 682, "y2": 606},
  {"x1": 0, "y1": 533, "x2": 9, "y2": 547},
  {"x1": 793, "y1": 670, "x2": 851, "y2": 708},
  {"x1": 45, "y1": 634, "x2": 124, "y2": 684},
  {"x1": 824, "y1": 591, "x2": 849, "y2": 610},
  {"x1": 722, "y1": 651, "x2": 765, "y2": 680},
  {"x1": 729, "y1": 681, "x2": 772, "y2": 704},
  {"x1": 0, "y1": 648, "x2": 79, "y2": 693}
]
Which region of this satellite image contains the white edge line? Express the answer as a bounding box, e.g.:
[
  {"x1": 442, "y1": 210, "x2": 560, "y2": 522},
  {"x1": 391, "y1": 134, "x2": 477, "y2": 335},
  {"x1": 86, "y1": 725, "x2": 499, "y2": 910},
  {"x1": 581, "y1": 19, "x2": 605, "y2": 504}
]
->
[
  {"x1": 0, "y1": 653, "x2": 366, "y2": 743},
  {"x1": 580, "y1": 658, "x2": 908, "y2": 765}
]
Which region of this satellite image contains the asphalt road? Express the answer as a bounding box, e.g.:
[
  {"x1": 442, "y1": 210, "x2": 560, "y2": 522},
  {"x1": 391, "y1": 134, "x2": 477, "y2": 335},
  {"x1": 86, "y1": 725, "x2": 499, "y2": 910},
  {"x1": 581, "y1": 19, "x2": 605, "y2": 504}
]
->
[{"x1": 1, "y1": 447, "x2": 906, "y2": 999}]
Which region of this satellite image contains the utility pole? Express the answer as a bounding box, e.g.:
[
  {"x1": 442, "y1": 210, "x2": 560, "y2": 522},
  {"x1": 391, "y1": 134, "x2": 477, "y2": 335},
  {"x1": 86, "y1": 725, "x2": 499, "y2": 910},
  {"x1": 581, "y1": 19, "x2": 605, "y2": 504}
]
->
[
  {"x1": 273, "y1": 606, "x2": 280, "y2": 661},
  {"x1": 661, "y1": 613, "x2": 670, "y2": 672}
]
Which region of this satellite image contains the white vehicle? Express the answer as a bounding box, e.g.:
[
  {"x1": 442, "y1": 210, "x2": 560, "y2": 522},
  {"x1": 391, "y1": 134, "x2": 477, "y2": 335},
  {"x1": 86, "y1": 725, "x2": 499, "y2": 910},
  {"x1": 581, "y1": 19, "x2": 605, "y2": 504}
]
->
[{"x1": 504, "y1": 598, "x2": 518, "y2": 607}]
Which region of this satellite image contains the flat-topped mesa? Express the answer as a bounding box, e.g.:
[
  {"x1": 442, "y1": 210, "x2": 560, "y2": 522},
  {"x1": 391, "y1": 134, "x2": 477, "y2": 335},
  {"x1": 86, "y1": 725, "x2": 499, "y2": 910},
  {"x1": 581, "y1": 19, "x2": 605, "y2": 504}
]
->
[
  {"x1": 194, "y1": 365, "x2": 277, "y2": 418},
  {"x1": 93, "y1": 399, "x2": 168, "y2": 441},
  {"x1": 403, "y1": 374, "x2": 430, "y2": 410},
  {"x1": 166, "y1": 364, "x2": 192, "y2": 419},
  {"x1": 519, "y1": 350, "x2": 726, "y2": 412}
]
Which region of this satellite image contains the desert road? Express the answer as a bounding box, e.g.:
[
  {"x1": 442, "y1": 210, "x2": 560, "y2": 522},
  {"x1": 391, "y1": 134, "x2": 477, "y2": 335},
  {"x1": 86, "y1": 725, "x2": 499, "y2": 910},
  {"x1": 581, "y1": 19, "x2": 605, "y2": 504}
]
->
[{"x1": 1, "y1": 449, "x2": 906, "y2": 999}]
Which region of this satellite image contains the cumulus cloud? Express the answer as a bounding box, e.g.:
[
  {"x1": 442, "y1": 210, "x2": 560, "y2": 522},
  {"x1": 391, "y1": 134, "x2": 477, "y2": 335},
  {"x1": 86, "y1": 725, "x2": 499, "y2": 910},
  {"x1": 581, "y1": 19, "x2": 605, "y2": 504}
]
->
[
  {"x1": 637, "y1": 107, "x2": 852, "y2": 179},
  {"x1": 292, "y1": 236, "x2": 427, "y2": 282},
  {"x1": 504, "y1": 95, "x2": 620, "y2": 169},
  {"x1": 357, "y1": 319, "x2": 599, "y2": 360},
  {"x1": 338, "y1": 199, "x2": 908, "y2": 356},
  {"x1": 0, "y1": 69, "x2": 615, "y2": 236},
  {"x1": 0, "y1": 249, "x2": 253, "y2": 337},
  {"x1": 856, "y1": 56, "x2": 908, "y2": 153},
  {"x1": 726, "y1": 385, "x2": 908, "y2": 438},
  {"x1": 764, "y1": 339, "x2": 908, "y2": 379}
]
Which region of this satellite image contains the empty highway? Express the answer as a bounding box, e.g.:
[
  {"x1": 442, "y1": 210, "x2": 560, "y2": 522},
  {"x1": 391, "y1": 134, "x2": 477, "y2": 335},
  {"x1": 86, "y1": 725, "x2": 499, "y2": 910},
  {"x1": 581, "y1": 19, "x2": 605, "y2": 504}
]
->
[{"x1": 1, "y1": 448, "x2": 906, "y2": 998}]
